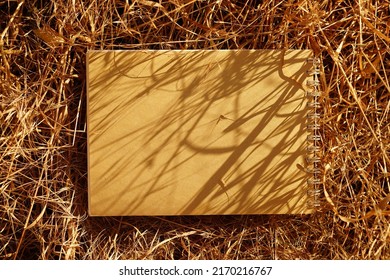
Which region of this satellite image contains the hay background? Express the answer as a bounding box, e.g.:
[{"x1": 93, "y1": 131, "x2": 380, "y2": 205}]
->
[{"x1": 1, "y1": 0, "x2": 389, "y2": 259}]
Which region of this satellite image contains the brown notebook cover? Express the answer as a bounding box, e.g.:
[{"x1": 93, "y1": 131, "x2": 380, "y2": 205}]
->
[{"x1": 87, "y1": 50, "x2": 312, "y2": 216}]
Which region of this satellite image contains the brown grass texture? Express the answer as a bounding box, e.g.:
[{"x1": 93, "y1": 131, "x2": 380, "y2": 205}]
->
[{"x1": 1, "y1": 0, "x2": 389, "y2": 260}]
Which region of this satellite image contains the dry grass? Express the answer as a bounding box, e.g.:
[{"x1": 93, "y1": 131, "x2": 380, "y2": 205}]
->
[{"x1": 0, "y1": 0, "x2": 389, "y2": 260}]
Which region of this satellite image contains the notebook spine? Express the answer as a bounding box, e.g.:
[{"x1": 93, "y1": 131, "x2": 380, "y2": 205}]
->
[{"x1": 306, "y1": 57, "x2": 321, "y2": 209}]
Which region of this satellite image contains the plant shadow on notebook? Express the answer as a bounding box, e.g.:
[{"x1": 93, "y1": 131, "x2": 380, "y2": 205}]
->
[{"x1": 87, "y1": 50, "x2": 311, "y2": 216}]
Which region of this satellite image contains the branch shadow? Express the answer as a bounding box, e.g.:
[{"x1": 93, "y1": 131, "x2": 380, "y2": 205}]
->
[{"x1": 87, "y1": 50, "x2": 311, "y2": 216}]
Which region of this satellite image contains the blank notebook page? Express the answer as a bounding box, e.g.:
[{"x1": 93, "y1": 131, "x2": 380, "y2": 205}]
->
[{"x1": 87, "y1": 50, "x2": 312, "y2": 216}]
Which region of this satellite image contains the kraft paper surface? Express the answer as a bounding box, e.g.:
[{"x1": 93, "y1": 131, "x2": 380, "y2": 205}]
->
[{"x1": 87, "y1": 50, "x2": 312, "y2": 216}]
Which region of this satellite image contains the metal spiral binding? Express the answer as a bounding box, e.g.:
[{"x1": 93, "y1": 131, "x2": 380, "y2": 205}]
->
[{"x1": 306, "y1": 57, "x2": 322, "y2": 209}]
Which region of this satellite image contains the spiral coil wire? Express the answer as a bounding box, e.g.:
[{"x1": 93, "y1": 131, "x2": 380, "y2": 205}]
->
[{"x1": 306, "y1": 57, "x2": 322, "y2": 208}]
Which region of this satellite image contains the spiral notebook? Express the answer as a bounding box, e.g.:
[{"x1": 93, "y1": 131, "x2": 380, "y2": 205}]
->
[{"x1": 87, "y1": 50, "x2": 321, "y2": 216}]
